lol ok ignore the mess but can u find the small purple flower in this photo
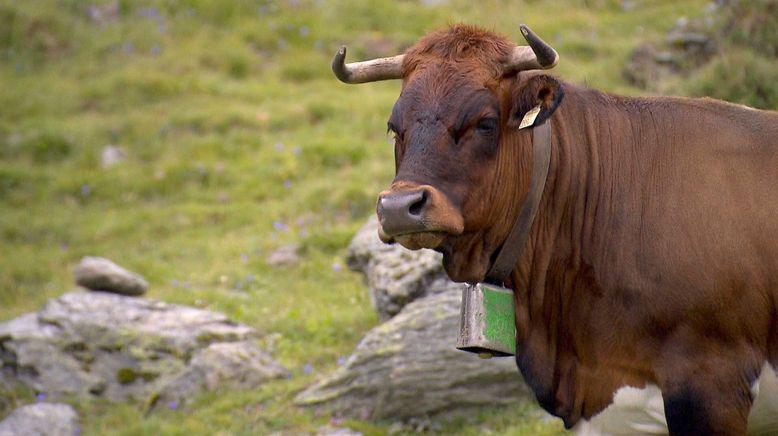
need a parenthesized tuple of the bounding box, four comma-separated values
(332, 262, 342, 273)
(182, 281, 190, 289)
(274, 142, 285, 151)
(273, 221, 289, 232)
(151, 45, 162, 56)
(37, 393, 46, 402)
(234, 281, 244, 290)
(240, 253, 249, 263)
(80, 184, 91, 196)
(300, 229, 309, 237)
(246, 274, 256, 283)
(15, 62, 23, 72)
(167, 400, 179, 410)
(313, 40, 323, 50)
(123, 42, 135, 53)
(293, 145, 302, 155)
(283, 179, 292, 189)
(172, 279, 180, 287)
(299, 26, 310, 37)
(337, 356, 347, 365)
(303, 363, 313, 374)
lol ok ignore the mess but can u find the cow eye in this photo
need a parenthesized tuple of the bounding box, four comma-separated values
(475, 118, 498, 134)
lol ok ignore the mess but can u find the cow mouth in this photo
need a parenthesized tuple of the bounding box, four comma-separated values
(375, 183, 465, 250)
(378, 224, 492, 283)
(379, 229, 448, 250)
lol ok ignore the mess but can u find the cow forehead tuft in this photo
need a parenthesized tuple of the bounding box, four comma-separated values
(403, 24, 515, 78)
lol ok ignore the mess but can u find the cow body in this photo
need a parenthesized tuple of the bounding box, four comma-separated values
(574, 364, 778, 435)
(336, 24, 778, 434)
(508, 83, 778, 433)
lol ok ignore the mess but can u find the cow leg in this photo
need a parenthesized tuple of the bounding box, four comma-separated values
(658, 363, 755, 436)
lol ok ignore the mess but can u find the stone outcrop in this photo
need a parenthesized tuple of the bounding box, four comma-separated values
(623, 5, 724, 91)
(154, 340, 288, 409)
(0, 403, 79, 436)
(0, 292, 287, 410)
(296, 216, 537, 420)
(346, 217, 458, 320)
(294, 290, 532, 420)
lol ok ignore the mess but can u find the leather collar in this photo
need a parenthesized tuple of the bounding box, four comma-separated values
(484, 119, 552, 285)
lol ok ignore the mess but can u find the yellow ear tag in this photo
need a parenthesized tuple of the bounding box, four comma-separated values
(519, 105, 541, 129)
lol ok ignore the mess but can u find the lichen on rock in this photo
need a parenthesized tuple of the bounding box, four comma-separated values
(0, 292, 287, 409)
(346, 217, 459, 320)
(294, 291, 531, 420)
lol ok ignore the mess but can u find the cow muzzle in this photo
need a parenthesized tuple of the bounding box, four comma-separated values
(376, 183, 464, 250)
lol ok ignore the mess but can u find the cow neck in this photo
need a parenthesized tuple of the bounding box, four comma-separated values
(484, 119, 552, 285)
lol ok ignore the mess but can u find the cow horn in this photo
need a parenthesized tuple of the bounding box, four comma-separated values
(504, 24, 559, 72)
(332, 46, 405, 84)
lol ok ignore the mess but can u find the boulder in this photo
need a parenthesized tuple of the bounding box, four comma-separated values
(0, 292, 287, 409)
(294, 290, 532, 420)
(73, 256, 148, 296)
(347, 217, 457, 320)
(623, 11, 718, 91)
(622, 44, 680, 91)
(0, 403, 79, 436)
(154, 340, 287, 410)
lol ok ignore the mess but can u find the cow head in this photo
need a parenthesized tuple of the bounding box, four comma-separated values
(334, 25, 563, 283)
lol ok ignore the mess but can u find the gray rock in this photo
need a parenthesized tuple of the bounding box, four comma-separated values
(0, 292, 287, 409)
(666, 30, 716, 61)
(420, 0, 448, 6)
(347, 217, 457, 320)
(294, 290, 532, 420)
(87, 1, 120, 26)
(316, 425, 363, 436)
(100, 145, 127, 168)
(0, 403, 79, 436)
(624, 8, 717, 91)
(266, 243, 301, 267)
(623, 44, 680, 90)
(73, 256, 148, 296)
(155, 341, 287, 409)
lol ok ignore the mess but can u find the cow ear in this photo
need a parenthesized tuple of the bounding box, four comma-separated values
(509, 74, 564, 129)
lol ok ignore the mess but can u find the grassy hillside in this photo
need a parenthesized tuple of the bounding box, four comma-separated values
(1, 0, 713, 434)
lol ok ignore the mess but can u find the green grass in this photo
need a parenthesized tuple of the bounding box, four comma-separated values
(0, 0, 715, 434)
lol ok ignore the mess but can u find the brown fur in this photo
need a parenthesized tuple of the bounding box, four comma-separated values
(376, 25, 778, 434)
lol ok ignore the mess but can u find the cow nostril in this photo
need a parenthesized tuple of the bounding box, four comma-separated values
(408, 190, 428, 217)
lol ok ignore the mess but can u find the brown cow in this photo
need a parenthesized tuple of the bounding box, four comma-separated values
(333, 24, 778, 435)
